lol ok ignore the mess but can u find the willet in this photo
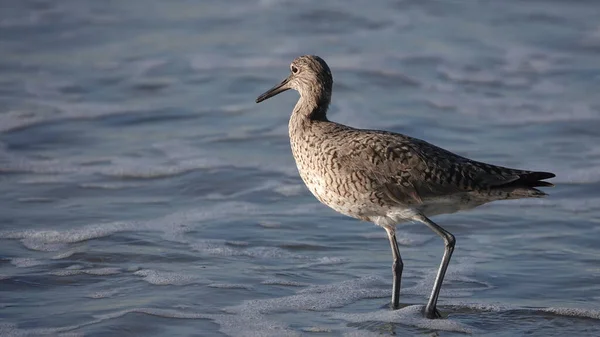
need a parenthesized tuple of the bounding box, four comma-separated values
(255, 55, 555, 319)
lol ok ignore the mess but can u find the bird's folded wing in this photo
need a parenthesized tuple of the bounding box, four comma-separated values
(336, 133, 524, 205)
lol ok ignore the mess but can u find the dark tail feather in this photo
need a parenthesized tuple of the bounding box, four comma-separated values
(506, 171, 556, 188)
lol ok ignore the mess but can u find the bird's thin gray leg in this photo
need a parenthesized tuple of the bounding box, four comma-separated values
(414, 214, 455, 319)
(383, 226, 403, 310)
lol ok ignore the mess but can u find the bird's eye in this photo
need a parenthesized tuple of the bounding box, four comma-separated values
(291, 65, 298, 74)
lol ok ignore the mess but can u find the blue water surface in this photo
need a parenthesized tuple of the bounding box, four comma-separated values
(1, 0, 600, 336)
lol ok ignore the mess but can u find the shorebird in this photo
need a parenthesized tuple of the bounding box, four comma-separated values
(255, 55, 555, 319)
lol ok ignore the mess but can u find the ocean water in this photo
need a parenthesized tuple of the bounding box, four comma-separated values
(1, 0, 600, 336)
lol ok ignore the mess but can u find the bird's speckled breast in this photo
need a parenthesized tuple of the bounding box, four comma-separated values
(288, 117, 383, 221)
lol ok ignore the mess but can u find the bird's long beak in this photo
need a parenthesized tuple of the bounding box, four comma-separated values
(256, 76, 291, 103)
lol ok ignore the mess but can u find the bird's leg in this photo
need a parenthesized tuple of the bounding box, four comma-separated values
(414, 214, 455, 319)
(384, 226, 403, 310)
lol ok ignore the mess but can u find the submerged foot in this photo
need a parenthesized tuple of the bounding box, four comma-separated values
(423, 306, 443, 319)
(383, 302, 400, 310)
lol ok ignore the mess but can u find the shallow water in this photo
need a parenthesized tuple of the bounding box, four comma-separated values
(1, 0, 600, 336)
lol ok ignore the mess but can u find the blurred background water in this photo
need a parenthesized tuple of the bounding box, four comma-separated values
(1, 0, 600, 336)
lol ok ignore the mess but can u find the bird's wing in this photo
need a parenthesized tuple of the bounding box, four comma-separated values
(397, 137, 523, 199)
(335, 130, 525, 205)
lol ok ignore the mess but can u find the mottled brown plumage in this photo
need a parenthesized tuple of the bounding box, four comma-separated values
(256, 55, 555, 319)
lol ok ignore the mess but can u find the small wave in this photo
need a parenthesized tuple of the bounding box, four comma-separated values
(0, 100, 153, 133)
(273, 184, 306, 196)
(22, 240, 68, 252)
(260, 279, 310, 287)
(299, 256, 349, 267)
(0, 322, 85, 337)
(207, 283, 253, 290)
(16, 197, 56, 203)
(133, 269, 204, 286)
(331, 305, 475, 334)
(78, 182, 142, 190)
(50, 267, 122, 276)
(541, 307, 600, 320)
(296, 276, 386, 296)
(258, 221, 282, 228)
(51, 249, 81, 260)
(10, 257, 45, 268)
(94, 307, 209, 321)
(86, 289, 120, 299)
(190, 240, 305, 260)
(206, 276, 388, 337)
(0, 221, 136, 251)
(0, 203, 265, 252)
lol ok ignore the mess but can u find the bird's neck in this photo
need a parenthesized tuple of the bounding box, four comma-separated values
(292, 89, 330, 122)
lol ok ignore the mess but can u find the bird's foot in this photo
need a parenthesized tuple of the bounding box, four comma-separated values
(386, 302, 400, 310)
(380, 301, 405, 310)
(423, 306, 443, 319)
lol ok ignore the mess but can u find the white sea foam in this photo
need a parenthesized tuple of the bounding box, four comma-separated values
(0, 322, 85, 337)
(331, 305, 475, 334)
(0, 221, 135, 251)
(51, 249, 80, 260)
(85, 268, 122, 276)
(295, 276, 386, 296)
(204, 276, 388, 337)
(450, 301, 514, 313)
(541, 307, 600, 320)
(3, 280, 596, 337)
(50, 268, 122, 276)
(22, 239, 68, 252)
(10, 258, 45, 268)
(190, 239, 304, 260)
(133, 269, 204, 286)
(202, 273, 486, 335)
(302, 326, 331, 333)
(342, 331, 384, 337)
(66, 264, 84, 270)
(0, 202, 272, 252)
(207, 283, 253, 290)
(299, 256, 349, 268)
(260, 279, 310, 287)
